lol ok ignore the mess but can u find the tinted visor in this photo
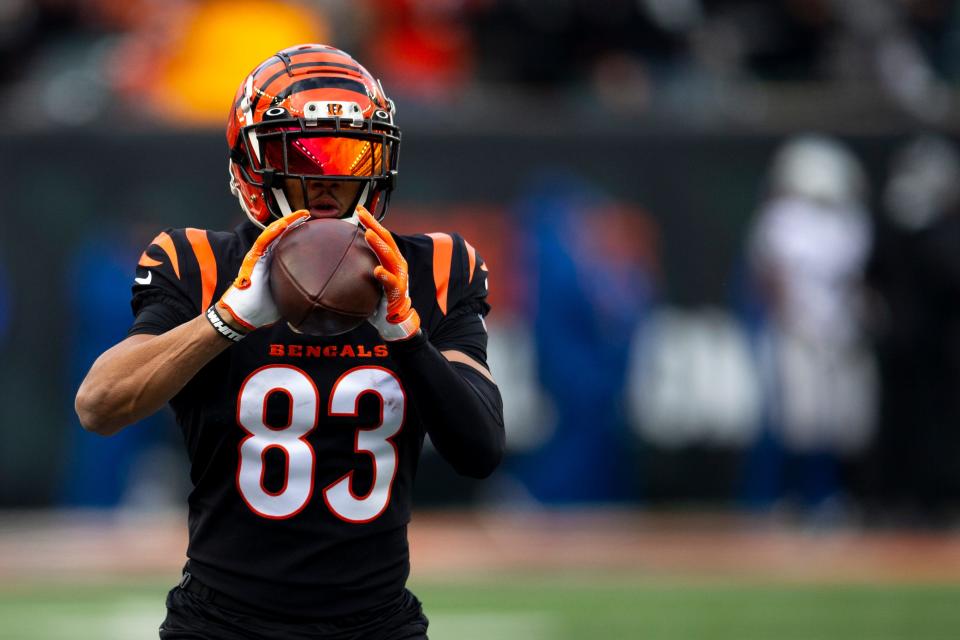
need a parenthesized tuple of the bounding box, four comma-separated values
(257, 131, 386, 177)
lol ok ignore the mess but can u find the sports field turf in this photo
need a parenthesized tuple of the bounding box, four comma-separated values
(2, 576, 958, 640)
(4, 511, 960, 639)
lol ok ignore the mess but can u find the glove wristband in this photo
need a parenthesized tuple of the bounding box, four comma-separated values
(384, 328, 427, 354)
(206, 305, 247, 343)
(380, 311, 421, 342)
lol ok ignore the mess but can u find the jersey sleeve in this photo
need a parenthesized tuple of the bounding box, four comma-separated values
(422, 232, 491, 365)
(128, 228, 224, 336)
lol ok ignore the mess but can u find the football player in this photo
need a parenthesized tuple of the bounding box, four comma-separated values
(75, 44, 504, 639)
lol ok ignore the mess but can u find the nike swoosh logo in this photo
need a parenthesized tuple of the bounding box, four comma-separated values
(134, 271, 152, 285)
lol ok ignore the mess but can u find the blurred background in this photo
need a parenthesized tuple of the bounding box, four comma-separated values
(3, 0, 960, 638)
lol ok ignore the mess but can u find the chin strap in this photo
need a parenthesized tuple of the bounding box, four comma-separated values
(342, 182, 372, 226)
(272, 187, 294, 217)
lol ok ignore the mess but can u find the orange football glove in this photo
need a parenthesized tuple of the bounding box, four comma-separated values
(208, 210, 310, 341)
(358, 206, 421, 341)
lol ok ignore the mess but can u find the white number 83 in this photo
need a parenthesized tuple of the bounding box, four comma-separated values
(236, 365, 405, 522)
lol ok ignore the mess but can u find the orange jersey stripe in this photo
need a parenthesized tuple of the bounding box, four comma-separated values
(140, 231, 180, 279)
(427, 233, 453, 315)
(186, 228, 218, 311)
(464, 240, 477, 284)
(138, 254, 162, 268)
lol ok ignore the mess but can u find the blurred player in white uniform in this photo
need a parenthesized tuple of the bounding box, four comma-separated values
(747, 135, 876, 514)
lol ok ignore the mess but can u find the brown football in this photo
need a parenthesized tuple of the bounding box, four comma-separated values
(269, 218, 382, 336)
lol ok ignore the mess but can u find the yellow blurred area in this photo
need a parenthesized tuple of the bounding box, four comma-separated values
(128, 0, 329, 125)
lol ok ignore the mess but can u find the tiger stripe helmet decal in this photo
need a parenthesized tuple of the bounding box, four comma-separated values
(226, 44, 400, 228)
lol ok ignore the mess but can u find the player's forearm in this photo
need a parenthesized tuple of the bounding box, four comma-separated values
(75, 315, 231, 435)
(389, 332, 505, 478)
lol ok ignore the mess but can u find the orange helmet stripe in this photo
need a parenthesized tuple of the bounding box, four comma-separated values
(234, 57, 364, 114)
(278, 52, 360, 71)
(244, 71, 370, 116)
(239, 46, 371, 114)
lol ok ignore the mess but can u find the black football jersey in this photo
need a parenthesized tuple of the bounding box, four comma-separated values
(129, 220, 490, 618)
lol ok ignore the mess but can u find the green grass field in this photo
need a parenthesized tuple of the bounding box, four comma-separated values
(3, 575, 959, 640)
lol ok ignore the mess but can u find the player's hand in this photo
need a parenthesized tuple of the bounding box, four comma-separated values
(358, 206, 421, 342)
(209, 210, 311, 340)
